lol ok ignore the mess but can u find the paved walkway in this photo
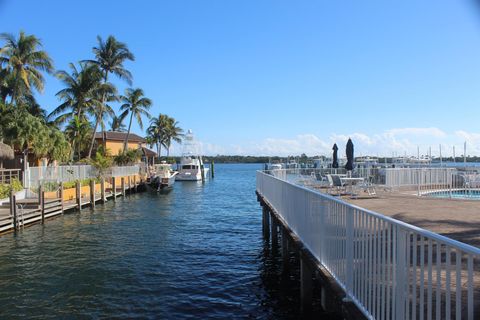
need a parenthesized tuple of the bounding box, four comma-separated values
(341, 190, 480, 248)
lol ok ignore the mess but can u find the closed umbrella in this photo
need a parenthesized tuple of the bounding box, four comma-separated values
(345, 138, 354, 171)
(0, 142, 14, 169)
(332, 144, 339, 168)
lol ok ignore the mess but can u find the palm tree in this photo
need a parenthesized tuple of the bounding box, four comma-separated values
(0, 31, 54, 104)
(109, 115, 127, 132)
(49, 62, 104, 125)
(64, 115, 93, 160)
(163, 117, 183, 156)
(119, 88, 151, 152)
(147, 114, 168, 159)
(87, 35, 134, 149)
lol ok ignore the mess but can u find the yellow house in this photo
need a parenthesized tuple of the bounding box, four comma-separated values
(94, 132, 157, 163)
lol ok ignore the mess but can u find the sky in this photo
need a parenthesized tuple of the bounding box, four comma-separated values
(2, 0, 480, 157)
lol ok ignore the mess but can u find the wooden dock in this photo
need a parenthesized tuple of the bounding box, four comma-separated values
(0, 177, 145, 235)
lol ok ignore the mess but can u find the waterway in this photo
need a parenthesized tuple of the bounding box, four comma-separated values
(0, 164, 326, 319)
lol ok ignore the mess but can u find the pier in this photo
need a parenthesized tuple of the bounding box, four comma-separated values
(256, 170, 480, 319)
(0, 171, 144, 235)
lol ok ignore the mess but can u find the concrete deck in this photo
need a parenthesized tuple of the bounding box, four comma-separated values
(338, 189, 480, 249)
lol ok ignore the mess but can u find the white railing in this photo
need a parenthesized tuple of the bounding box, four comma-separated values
(257, 170, 479, 319)
(385, 168, 455, 189)
(111, 165, 139, 177)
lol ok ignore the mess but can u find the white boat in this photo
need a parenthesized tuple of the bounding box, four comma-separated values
(176, 130, 209, 181)
(149, 163, 178, 190)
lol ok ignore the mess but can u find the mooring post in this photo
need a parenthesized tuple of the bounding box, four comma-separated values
(41, 190, 45, 224)
(60, 182, 64, 214)
(9, 191, 16, 231)
(133, 175, 137, 192)
(262, 206, 270, 241)
(101, 178, 106, 203)
(128, 176, 132, 194)
(282, 226, 290, 271)
(121, 177, 126, 197)
(76, 180, 81, 211)
(300, 253, 313, 313)
(90, 179, 95, 208)
(112, 177, 117, 201)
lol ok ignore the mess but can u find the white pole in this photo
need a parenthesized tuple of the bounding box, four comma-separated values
(464, 141, 467, 165)
(453, 146, 456, 163)
(417, 146, 420, 160)
(439, 144, 442, 166)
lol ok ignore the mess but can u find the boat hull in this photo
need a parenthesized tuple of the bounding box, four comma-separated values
(176, 168, 210, 181)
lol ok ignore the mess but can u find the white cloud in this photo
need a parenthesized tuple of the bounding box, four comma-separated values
(166, 127, 480, 157)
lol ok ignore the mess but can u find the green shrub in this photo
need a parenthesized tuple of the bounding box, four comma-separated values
(0, 178, 23, 199)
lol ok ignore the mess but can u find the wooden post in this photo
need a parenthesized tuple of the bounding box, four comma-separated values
(41, 190, 45, 224)
(134, 175, 138, 192)
(300, 254, 313, 313)
(76, 180, 81, 211)
(121, 177, 125, 197)
(112, 177, 116, 201)
(90, 179, 95, 208)
(101, 178, 106, 203)
(9, 191, 16, 231)
(60, 182, 64, 214)
(128, 176, 131, 194)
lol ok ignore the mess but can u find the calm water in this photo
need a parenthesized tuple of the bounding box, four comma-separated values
(0, 164, 324, 319)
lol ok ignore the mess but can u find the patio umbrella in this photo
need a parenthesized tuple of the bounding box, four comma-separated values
(345, 138, 354, 171)
(332, 143, 339, 168)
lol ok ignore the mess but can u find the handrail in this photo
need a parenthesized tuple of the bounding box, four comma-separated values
(257, 170, 479, 319)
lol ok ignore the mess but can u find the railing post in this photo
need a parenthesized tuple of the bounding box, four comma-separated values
(395, 227, 406, 319)
(346, 206, 354, 296)
(90, 179, 95, 208)
(101, 178, 106, 203)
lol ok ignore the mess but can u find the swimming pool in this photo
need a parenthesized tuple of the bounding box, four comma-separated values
(424, 189, 480, 200)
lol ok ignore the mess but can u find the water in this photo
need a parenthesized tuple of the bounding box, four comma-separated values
(426, 189, 480, 200)
(0, 164, 325, 319)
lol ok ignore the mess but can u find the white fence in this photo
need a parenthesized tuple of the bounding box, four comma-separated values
(26, 165, 96, 188)
(257, 170, 479, 319)
(111, 165, 140, 177)
(26, 165, 140, 187)
(385, 168, 455, 189)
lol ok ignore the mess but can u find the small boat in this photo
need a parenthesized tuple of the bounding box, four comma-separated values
(149, 163, 178, 191)
(176, 130, 209, 181)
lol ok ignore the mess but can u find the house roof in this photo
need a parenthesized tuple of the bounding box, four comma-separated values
(94, 131, 146, 143)
(141, 147, 157, 157)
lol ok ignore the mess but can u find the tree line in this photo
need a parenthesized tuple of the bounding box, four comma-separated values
(0, 31, 183, 166)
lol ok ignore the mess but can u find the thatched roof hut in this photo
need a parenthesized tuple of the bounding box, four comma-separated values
(0, 142, 14, 160)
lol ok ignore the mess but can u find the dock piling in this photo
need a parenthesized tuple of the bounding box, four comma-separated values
(101, 178, 106, 203)
(60, 182, 64, 214)
(121, 177, 125, 196)
(90, 179, 95, 208)
(271, 215, 278, 250)
(112, 177, 117, 201)
(282, 226, 290, 271)
(76, 181, 81, 211)
(9, 191, 16, 231)
(300, 253, 313, 313)
(41, 190, 45, 224)
(262, 206, 270, 240)
(134, 176, 137, 192)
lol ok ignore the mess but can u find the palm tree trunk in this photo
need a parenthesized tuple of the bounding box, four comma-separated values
(87, 114, 101, 158)
(101, 73, 108, 147)
(123, 113, 133, 153)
